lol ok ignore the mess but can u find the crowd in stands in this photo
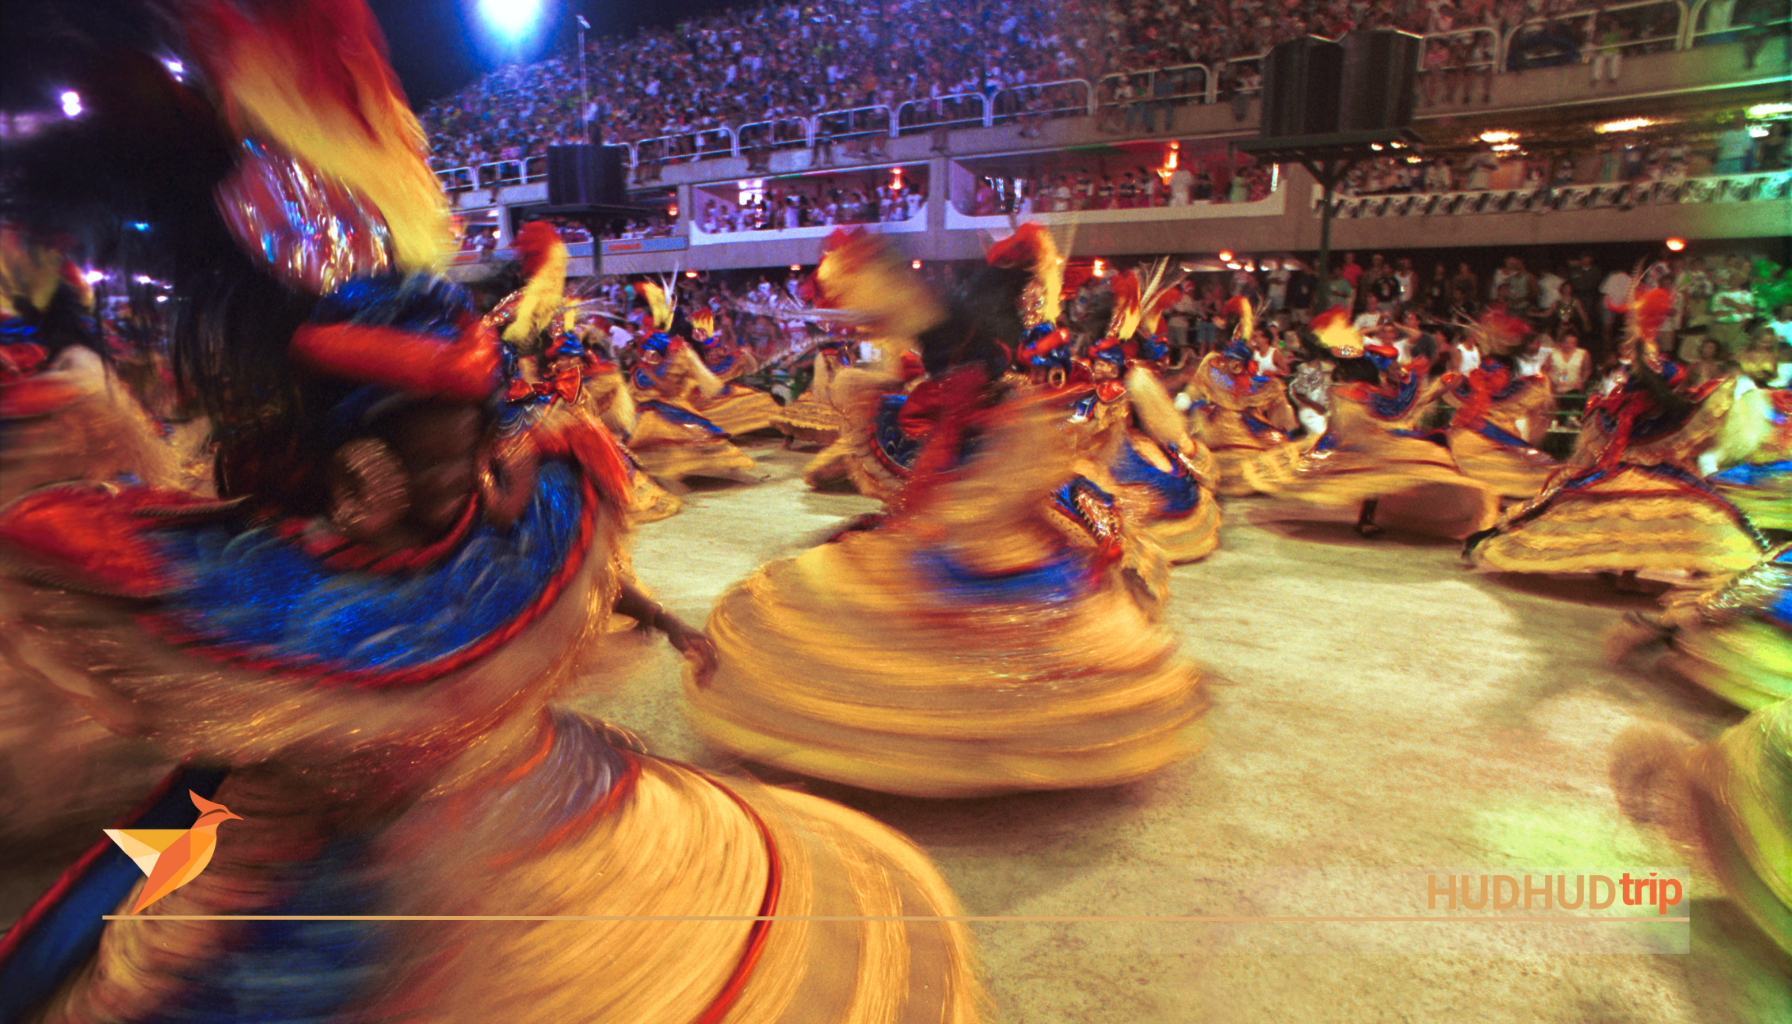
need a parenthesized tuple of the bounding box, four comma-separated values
(420, 0, 1683, 174)
(1338, 123, 1792, 197)
(698, 174, 925, 232)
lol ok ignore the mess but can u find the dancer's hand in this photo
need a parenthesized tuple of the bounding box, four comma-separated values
(666, 623, 718, 687)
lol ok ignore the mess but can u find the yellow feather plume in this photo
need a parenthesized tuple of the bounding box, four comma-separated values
(634, 281, 672, 333)
(688, 309, 715, 341)
(499, 222, 569, 347)
(0, 229, 67, 319)
(186, 0, 451, 273)
(814, 231, 943, 342)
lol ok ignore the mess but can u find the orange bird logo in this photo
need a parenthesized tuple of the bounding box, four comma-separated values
(103, 791, 242, 914)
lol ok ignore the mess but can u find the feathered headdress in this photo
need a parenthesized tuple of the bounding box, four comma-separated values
(1459, 308, 1532, 359)
(634, 281, 673, 333)
(985, 222, 1064, 331)
(1309, 306, 1364, 360)
(488, 221, 568, 348)
(1104, 271, 1143, 342)
(0, 229, 76, 321)
(1622, 287, 1673, 367)
(1136, 260, 1184, 342)
(812, 229, 942, 342)
(184, 0, 451, 273)
(687, 309, 716, 342)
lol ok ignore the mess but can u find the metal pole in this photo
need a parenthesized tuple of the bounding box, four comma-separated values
(1315, 161, 1334, 313)
(576, 14, 590, 145)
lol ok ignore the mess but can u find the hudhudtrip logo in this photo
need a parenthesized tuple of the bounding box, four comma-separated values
(1428, 872, 1685, 915)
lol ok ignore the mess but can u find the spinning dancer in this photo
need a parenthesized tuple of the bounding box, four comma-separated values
(1086, 264, 1222, 564)
(0, 6, 979, 1022)
(1243, 310, 1501, 539)
(689, 236, 1207, 798)
(622, 282, 760, 486)
(1442, 310, 1560, 501)
(1181, 298, 1297, 496)
(687, 307, 782, 437)
(1467, 285, 1770, 579)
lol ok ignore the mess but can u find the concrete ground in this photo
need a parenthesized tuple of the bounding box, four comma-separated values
(577, 439, 1790, 1024)
(3, 437, 1784, 1021)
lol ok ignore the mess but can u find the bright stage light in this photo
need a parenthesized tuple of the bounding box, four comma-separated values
(1597, 118, 1652, 134)
(60, 91, 82, 117)
(1665, 238, 1686, 252)
(477, 0, 547, 44)
(911, 259, 922, 269)
(685, 270, 698, 279)
(1478, 130, 1516, 144)
(1748, 103, 1792, 118)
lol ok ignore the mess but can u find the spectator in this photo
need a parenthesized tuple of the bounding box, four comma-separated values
(1546, 331, 1591, 393)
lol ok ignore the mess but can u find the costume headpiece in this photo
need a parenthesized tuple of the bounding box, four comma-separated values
(1459, 308, 1532, 359)
(984, 223, 1063, 331)
(812, 229, 942, 342)
(482, 221, 568, 349)
(1309, 306, 1364, 360)
(634, 281, 673, 334)
(1622, 285, 1673, 367)
(1222, 295, 1256, 363)
(687, 309, 716, 342)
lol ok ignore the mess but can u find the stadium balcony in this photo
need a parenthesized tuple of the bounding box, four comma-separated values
(440, 32, 1789, 280)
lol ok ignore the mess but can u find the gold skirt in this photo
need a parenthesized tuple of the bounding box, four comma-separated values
(688, 526, 1207, 798)
(1448, 429, 1558, 502)
(1655, 548, 1792, 711)
(1717, 473, 1790, 531)
(1110, 438, 1222, 565)
(771, 394, 847, 448)
(1688, 699, 1792, 957)
(1241, 435, 1501, 539)
(697, 385, 783, 437)
(628, 408, 758, 484)
(1469, 466, 1766, 576)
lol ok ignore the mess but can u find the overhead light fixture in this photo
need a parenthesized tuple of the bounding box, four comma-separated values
(1491, 142, 1521, 153)
(1597, 118, 1653, 133)
(911, 259, 922, 269)
(1217, 250, 1234, 262)
(684, 270, 698, 278)
(1748, 102, 1792, 118)
(60, 90, 82, 118)
(789, 264, 801, 272)
(1478, 130, 1517, 144)
(1092, 259, 1106, 277)
(1750, 125, 1770, 138)
(82, 269, 105, 284)
(1665, 238, 1686, 251)
(1370, 143, 1383, 151)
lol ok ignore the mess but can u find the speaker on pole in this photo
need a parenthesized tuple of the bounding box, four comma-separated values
(546, 144, 629, 207)
(1260, 36, 1343, 138)
(1338, 29, 1421, 132)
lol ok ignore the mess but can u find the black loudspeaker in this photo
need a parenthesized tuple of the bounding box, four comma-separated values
(547, 144, 628, 206)
(1338, 29, 1421, 132)
(1261, 36, 1343, 138)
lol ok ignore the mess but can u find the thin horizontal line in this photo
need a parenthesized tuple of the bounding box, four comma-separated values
(101, 915, 1693, 923)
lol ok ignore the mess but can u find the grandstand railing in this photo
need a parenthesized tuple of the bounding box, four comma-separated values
(734, 117, 814, 159)
(1316, 169, 1791, 218)
(893, 93, 991, 135)
(1683, 0, 1792, 47)
(1221, 54, 1265, 96)
(805, 104, 892, 145)
(1503, 0, 1687, 70)
(1417, 27, 1502, 75)
(1096, 65, 1214, 109)
(995, 79, 1098, 120)
(635, 128, 735, 166)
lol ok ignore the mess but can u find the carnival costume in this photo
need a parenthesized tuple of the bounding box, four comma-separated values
(1242, 310, 1501, 539)
(623, 284, 760, 486)
(688, 310, 782, 437)
(0, 230, 175, 857)
(484, 224, 681, 524)
(1466, 288, 1769, 577)
(688, 232, 1207, 798)
(1710, 388, 1791, 532)
(0, 6, 979, 1022)
(1441, 311, 1560, 501)
(771, 334, 855, 449)
(1081, 266, 1221, 564)
(1181, 299, 1296, 497)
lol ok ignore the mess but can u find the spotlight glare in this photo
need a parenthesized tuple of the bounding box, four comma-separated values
(82, 269, 105, 284)
(1478, 130, 1517, 144)
(1665, 238, 1686, 252)
(790, 264, 801, 272)
(1596, 118, 1652, 134)
(911, 259, 922, 269)
(476, 0, 547, 46)
(60, 91, 82, 118)
(1748, 103, 1792, 118)
(1217, 250, 1234, 262)
(685, 270, 699, 279)
(163, 58, 185, 80)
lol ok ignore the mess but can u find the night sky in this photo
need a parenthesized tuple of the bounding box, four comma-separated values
(0, 0, 755, 112)
(369, 0, 754, 106)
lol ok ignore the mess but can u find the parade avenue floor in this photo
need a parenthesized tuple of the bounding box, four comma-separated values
(4, 438, 1786, 1023)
